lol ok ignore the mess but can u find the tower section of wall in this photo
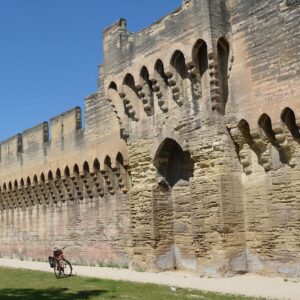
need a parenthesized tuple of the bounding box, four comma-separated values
(103, 0, 246, 275)
(228, 0, 300, 275)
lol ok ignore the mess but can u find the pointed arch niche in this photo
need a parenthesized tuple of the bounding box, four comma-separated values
(150, 138, 195, 271)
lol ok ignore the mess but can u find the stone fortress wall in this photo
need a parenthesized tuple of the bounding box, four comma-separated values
(0, 0, 299, 276)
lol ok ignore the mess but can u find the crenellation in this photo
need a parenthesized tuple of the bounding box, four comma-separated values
(22, 122, 49, 153)
(50, 106, 82, 142)
(0, 134, 22, 163)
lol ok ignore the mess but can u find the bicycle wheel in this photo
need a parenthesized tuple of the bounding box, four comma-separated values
(61, 259, 73, 277)
(53, 258, 63, 279)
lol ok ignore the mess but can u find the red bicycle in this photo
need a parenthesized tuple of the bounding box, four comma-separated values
(48, 246, 73, 278)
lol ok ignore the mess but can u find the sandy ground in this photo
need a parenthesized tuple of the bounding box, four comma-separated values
(0, 258, 299, 300)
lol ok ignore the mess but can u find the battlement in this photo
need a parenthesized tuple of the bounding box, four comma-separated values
(0, 107, 82, 163)
(101, 0, 216, 80)
(50, 106, 82, 142)
(102, 1, 187, 44)
(22, 122, 49, 152)
(0, 134, 22, 162)
(103, 18, 127, 36)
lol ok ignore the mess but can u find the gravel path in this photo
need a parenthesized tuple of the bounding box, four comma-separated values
(0, 258, 299, 300)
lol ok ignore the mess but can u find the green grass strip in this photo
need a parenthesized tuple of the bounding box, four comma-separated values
(0, 267, 267, 300)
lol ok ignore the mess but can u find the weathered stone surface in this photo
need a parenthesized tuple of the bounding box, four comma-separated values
(0, 0, 299, 277)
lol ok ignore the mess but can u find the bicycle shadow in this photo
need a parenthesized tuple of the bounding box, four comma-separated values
(0, 288, 108, 300)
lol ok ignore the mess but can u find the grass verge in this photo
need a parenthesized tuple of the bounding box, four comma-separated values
(0, 267, 266, 300)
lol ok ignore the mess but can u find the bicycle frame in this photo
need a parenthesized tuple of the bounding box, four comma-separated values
(50, 246, 72, 278)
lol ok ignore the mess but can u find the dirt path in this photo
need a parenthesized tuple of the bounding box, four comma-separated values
(0, 258, 299, 300)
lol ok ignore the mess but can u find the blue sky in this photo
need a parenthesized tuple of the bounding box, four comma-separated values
(0, 0, 181, 142)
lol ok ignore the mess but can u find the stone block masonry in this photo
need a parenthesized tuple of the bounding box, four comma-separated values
(0, 0, 299, 276)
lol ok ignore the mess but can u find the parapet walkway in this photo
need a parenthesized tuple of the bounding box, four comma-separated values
(0, 258, 299, 300)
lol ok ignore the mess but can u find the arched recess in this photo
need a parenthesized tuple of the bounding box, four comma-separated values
(93, 158, 104, 197)
(55, 168, 67, 202)
(153, 59, 169, 112)
(20, 178, 27, 207)
(281, 107, 300, 140)
(104, 155, 112, 169)
(93, 159, 100, 173)
(82, 161, 94, 199)
(1, 182, 9, 203)
(33, 175, 38, 184)
(116, 152, 123, 165)
(39, 173, 49, 204)
(115, 152, 131, 193)
(2, 183, 10, 209)
(103, 156, 115, 194)
(62, 166, 75, 201)
(73, 164, 80, 176)
(0, 187, 3, 210)
(39, 173, 47, 202)
(25, 177, 33, 206)
(122, 73, 142, 121)
(108, 81, 129, 139)
(237, 119, 252, 142)
(139, 66, 154, 115)
(235, 119, 255, 155)
(259, 113, 288, 165)
(20, 178, 25, 187)
(48, 171, 53, 181)
(154, 138, 194, 187)
(237, 119, 261, 154)
(56, 169, 61, 179)
(64, 166, 70, 177)
(72, 164, 84, 200)
(32, 174, 42, 205)
(47, 170, 58, 203)
(258, 114, 276, 142)
(150, 138, 195, 270)
(192, 39, 208, 79)
(12, 180, 19, 207)
(83, 161, 90, 174)
(217, 37, 230, 114)
(170, 50, 188, 80)
(169, 50, 188, 105)
(40, 173, 45, 183)
(108, 81, 117, 90)
(7, 181, 15, 208)
(155, 59, 169, 85)
(7, 181, 14, 208)
(191, 39, 208, 114)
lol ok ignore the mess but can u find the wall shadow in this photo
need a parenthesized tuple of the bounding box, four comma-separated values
(0, 288, 108, 300)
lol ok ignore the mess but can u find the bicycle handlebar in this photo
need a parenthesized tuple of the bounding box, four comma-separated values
(54, 245, 67, 251)
(54, 243, 81, 251)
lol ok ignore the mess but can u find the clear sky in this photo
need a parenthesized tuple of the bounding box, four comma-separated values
(0, 0, 181, 142)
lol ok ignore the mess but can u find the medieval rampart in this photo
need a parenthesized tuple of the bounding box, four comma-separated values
(0, 0, 299, 276)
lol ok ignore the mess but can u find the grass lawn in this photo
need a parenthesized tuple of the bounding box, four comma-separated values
(0, 267, 266, 300)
